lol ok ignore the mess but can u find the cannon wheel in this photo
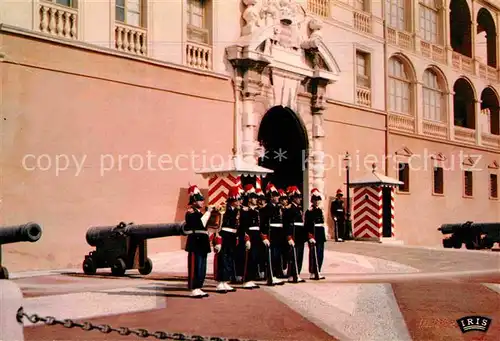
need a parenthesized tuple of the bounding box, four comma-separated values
(82, 257, 96, 275)
(452, 237, 462, 249)
(139, 258, 153, 275)
(111, 258, 127, 276)
(465, 241, 476, 250)
(0, 266, 9, 280)
(480, 237, 495, 249)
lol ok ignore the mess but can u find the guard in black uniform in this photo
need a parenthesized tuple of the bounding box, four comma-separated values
(256, 186, 267, 280)
(305, 188, 326, 280)
(238, 184, 261, 289)
(261, 183, 286, 284)
(184, 185, 211, 298)
(284, 185, 306, 283)
(330, 189, 346, 241)
(216, 187, 241, 293)
(278, 189, 290, 275)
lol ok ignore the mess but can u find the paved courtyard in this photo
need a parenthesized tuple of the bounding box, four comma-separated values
(7, 241, 500, 341)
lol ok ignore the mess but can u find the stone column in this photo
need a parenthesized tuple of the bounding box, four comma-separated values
(230, 58, 270, 164)
(448, 90, 455, 140)
(475, 99, 482, 145)
(416, 81, 423, 134)
(309, 77, 329, 196)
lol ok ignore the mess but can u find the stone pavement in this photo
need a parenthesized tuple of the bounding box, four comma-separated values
(8, 242, 500, 341)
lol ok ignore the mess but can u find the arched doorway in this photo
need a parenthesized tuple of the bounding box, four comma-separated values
(481, 87, 500, 135)
(257, 106, 309, 195)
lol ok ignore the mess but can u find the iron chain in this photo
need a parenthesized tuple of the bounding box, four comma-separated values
(17, 307, 257, 341)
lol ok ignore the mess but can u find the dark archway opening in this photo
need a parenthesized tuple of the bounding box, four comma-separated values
(453, 78, 476, 129)
(450, 0, 472, 57)
(477, 8, 497, 68)
(481, 87, 500, 135)
(257, 106, 308, 195)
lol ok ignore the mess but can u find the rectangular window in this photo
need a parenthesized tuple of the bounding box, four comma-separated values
(356, 51, 370, 88)
(187, 0, 209, 44)
(433, 167, 444, 194)
(490, 174, 498, 199)
(419, 4, 438, 43)
(354, 0, 367, 11)
(398, 162, 410, 192)
(116, 0, 141, 27)
(385, 0, 407, 31)
(464, 171, 473, 197)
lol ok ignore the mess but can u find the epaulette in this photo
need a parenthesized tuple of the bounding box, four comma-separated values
(308, 207, 314, 211)
(187, 207, 195, 213)
(242, 207, 249, 211)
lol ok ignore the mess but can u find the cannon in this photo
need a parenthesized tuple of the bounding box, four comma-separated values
(83, 221, 186, 276)
(438, 221, 500, 250)
(0, 222, 43, 279)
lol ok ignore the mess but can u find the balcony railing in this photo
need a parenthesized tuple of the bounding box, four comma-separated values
(38, 1, 78, 39)
(481, 133, 500, 149)
(353, 11, 371, 34)
(478, 63, 498, 83)
(451, 52, 474, 74)
(454, 126, 475, 144)
(307, 0, 330, 17)
(185, 41, 212, 71)
(115, 22, 147, 56)
(356, 86, 371, 106)
(423, 120, 448, 139)
(387, 28, 413, 50)
(388, 113, 415, 133)
(420, 41, 445, 64)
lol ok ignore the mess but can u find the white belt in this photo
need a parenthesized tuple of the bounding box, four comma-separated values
(249, 226, 260, 231)
(184, 230, 208, 235)
(270, 223, 283, 227)
(314, 224, 324, 227)
(222, 227, 237, 233)
(294, 222, 304, 226)
(336, 209, 344, 212)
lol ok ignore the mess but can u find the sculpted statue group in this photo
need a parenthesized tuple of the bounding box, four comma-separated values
(184, 183, 328, 298)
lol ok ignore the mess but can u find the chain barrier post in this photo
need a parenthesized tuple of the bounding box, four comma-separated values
(0, 280, 24, 341)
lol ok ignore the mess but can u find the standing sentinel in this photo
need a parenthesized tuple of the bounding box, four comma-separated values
(184, 185, 212, 298)
(330, 189, 346, 242)
(305, 188, 326, 280)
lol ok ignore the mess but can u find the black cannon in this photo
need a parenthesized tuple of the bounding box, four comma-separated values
(83, 221, 186, 276)
(0, 222, 43, 279)
(438, 221, 500, 250)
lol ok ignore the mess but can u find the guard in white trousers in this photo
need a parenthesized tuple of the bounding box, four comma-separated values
(304, 188, 326, 280)
(184, 185, 212, 298)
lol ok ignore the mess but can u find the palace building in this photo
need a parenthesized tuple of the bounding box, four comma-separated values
(0, 0, 499, 271)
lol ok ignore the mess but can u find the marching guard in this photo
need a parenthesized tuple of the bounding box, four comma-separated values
(284, 186, 306, 283)
(237, 184, 262, 289)
(305, 188, 326, 280)
(330, 189, 346, 242)
(256, 186, 267, 279)
(184, 185, 211, 298)
(261, 183, 286, 285)
(215, 187, 241, 293)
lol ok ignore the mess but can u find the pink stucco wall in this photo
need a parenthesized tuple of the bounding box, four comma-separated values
(0, 32, 234, 272)
(388, 134, 500, 246)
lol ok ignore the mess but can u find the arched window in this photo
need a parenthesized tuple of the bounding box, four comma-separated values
(388, 57, 412, 114)
(423, 69, 445, 122)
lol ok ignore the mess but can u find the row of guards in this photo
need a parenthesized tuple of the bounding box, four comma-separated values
(196, 156, 402, 244)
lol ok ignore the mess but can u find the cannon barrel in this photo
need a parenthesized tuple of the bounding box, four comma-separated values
(0, 222, 42, 245)
(86, 222, 185, 247)
(438, 221, 500, 234)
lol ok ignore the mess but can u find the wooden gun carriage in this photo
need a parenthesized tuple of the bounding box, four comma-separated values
(438, 221, 500, 250)
(83, 221, 186, 276)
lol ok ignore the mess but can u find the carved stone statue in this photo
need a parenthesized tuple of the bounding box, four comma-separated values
(301, 18, 323, 50)
(261, 0, 280, 26)
(242, 0, 261, 36)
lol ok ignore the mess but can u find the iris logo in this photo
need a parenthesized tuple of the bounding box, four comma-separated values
(456, 316, 492, 333)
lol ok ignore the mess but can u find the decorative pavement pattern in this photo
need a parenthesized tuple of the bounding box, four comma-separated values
(9, 242, 500, 341)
